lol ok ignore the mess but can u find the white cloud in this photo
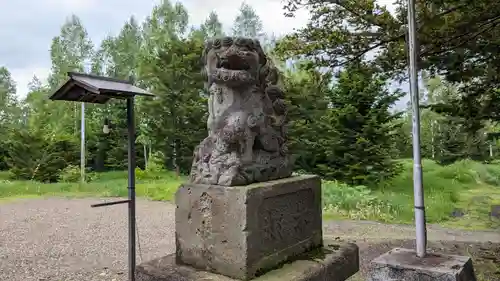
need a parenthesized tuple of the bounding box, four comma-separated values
(45, 0, 98, 11)
(10, 67, 51, 100)
(377, 0, 398, 13)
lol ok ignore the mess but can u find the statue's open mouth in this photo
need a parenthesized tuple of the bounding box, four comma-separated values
(216, 57, 250, 71)
(212, 57, 255, 84)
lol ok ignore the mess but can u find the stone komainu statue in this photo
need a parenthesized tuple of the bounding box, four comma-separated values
(189, 36, 293, 186)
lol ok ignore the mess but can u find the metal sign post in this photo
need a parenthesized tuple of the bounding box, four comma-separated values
(91, 97, 137, 280)
(406, 0, 427, 257)
(50, 72, 153, 281)
(126, 97, 137, 280)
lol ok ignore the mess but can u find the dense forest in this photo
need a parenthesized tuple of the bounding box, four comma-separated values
(0, 0, 499, 186)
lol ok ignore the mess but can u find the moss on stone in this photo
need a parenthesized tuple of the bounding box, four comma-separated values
(254, 244, 341, 278)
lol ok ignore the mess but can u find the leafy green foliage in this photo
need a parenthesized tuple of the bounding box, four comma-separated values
(279, 0, 500, 80)
(0, 145, 8, 171)
(392, 74, 491, 164)
(0, 67, 18, 170)
(135, 151, 167, 180)
(323, 181, 397, 222)
(5, 130, 79, 182)
(278, 0, 500, 130)
(319, 62, 403, 184)
(0, 67, 19, 122)
(280, 60, 404, 185)
(434, 118, 489, 164)
(282, 63, 331, 172)
(89, 17, 145, 170)
(2, 0, 499, 211)
(48, 15, 94, 88)
(202, 11, 224, 38)
(139, 34, 206, 174)
(232, 1, 264, 37)
(322, 159, 500, 229)
(0, 170, 182, 202)
(59, 165, 82, 183)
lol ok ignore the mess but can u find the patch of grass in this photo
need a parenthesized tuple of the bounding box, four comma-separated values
(323, 159, 500, 230)
(0, 171, 10, 180)
(2, 159, 500, 230)
(322, 181, 397, 222)
(0, 169, 183, 202)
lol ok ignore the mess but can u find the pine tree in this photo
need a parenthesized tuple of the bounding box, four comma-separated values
(89, 16, 145, 170)
(5, 130, 79, 182)
(318, 62, 404, 185)
(0, 67, 18, 170)
(282, 62, 331, 172)
(140, 35, 207, 173)
(232, 2, 263, 38)
(203, 11, 224, 37)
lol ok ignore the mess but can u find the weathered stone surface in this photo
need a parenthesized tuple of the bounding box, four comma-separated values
(175, 175, 323, 280)
(189, 36, 293, 186)
(136, 242, 359, 281)
(367, 248, 477, 281)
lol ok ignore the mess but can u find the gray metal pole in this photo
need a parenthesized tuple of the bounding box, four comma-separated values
(81, 102, 85, 183)
(127, 97, 137, 281)
(406, 0, 427, 257)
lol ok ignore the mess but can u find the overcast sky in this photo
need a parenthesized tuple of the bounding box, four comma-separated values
(1, 0, 405, 106)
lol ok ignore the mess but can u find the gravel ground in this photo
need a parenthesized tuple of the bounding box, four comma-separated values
(0, 198, 175, 281)
(1, 197, 499, 281)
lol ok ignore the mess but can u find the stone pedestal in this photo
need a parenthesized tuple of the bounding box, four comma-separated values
(137, 175, 359, 281)
(367, 248, 477, 281)
(175, 175, 323, 280)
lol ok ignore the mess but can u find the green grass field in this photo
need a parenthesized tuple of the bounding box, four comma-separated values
(1, 159, 499, 230)
(323, 159, 500, 229)
(0, 169, 182, 202)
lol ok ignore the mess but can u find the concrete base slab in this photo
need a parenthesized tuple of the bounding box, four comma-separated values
(367, 248, 477, 281)
(136, 242, 359, 281)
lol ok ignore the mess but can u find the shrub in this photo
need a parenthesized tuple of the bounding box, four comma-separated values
(145, 151, 165, 173)
(5, 130, 79, 182)
(0, 140, 8, 170)
(322, 180, 397, 222)
(136, 151, 172, 180)
(59, 165, 98, 183)
(59, 165, 81, 182)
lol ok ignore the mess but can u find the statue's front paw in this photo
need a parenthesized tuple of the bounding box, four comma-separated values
(218, 166, 247, 186)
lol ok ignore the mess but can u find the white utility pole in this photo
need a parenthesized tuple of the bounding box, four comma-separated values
(407, 0, 427, 258)
(81, 102, 85, 183)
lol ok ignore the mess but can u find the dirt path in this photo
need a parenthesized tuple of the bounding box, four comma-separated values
(324, 219, 500, 243)
(1, 197, 499, 281)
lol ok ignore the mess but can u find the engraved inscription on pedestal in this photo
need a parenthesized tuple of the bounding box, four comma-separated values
(196, 192, 214, 264)
(248, 185, 322, 273)
(259, 189, 316, 253)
